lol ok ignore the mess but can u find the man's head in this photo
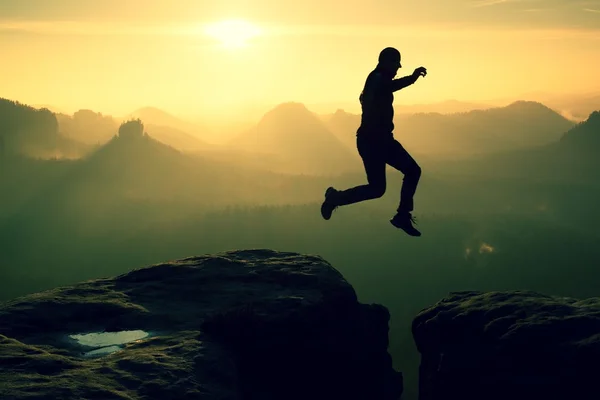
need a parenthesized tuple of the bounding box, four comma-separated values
(377, 47, 401, 76)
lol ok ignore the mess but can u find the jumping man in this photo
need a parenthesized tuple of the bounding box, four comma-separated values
(320, 47, 427, 236)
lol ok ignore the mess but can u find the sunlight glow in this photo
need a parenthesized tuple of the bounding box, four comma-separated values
(203, 19, 262, 48)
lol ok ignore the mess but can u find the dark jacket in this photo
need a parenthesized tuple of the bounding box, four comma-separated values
(357, 68, 418, 138)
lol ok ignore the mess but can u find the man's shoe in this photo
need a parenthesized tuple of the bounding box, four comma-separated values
(321, 187, 339, 220)
(390, 212, 421, 236)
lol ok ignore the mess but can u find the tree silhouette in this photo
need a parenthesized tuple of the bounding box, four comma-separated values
(0, 98, 59, 154)
(118, 119, 146, 140)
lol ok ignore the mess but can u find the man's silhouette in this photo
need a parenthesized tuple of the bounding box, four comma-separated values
(321, 47, 427, 236)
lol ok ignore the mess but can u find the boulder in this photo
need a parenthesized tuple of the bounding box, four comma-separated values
(413, 290, 600, 400)
(0, 249, 402, 400)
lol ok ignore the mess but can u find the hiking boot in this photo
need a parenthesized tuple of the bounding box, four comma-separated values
(321, 187, 339, 220)
(390, 212, 421, 236)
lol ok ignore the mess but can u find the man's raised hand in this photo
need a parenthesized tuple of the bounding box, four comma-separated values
(413, 67, 427, 78)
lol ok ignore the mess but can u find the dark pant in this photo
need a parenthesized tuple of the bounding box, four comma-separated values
(336, 134, 421, 213)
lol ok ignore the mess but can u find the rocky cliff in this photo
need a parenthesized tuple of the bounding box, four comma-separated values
(0, 249, 403, 400)
(413, 290, 600, 400)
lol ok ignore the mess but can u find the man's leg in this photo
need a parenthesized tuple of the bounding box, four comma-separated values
(386, 140, 421, 213)
(321, 139, 386, 220)
(386, 140, 422, 235)
(335, 154, 386, 206)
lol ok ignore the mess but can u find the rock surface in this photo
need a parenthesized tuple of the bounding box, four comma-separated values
(0, 249, 403, 400)
(413, 290, 600, 400)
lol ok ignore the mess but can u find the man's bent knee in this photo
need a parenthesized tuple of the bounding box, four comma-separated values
(414, 164, 422, 178)
(408, 164, 421, 180)
(369, 184, 386, 199)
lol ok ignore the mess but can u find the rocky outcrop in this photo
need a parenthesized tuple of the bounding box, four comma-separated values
(412, 290, 600, 400)
(0, 249, 402, 400)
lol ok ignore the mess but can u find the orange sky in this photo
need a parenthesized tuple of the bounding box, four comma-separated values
(1, 0, 599, 119)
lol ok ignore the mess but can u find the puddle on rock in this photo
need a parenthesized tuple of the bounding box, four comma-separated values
(68, 330, 150, 357)
(85, 345, 123, 357)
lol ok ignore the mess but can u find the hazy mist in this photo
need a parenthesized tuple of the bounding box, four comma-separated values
(2, 2, 600, 398)
(2, 91, 600, 398)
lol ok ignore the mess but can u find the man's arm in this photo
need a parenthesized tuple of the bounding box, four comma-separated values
(391, 67, 427, 92)
(391, 75, 418, 92)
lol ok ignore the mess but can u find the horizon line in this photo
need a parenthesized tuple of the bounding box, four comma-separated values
(7, 93, 596, 120)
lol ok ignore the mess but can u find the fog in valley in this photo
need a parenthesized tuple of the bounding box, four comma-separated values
(2, 3, 600, 396)
(2, 92, 599, 398)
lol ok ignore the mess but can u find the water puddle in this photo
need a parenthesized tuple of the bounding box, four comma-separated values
(68, 330, 150, 357)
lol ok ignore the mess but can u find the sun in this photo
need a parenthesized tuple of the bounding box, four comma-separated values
(203, 19, 262, 49)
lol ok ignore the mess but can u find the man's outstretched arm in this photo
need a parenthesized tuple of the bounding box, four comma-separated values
(391, 75, 418, 92)
(391, 67, 427, 92)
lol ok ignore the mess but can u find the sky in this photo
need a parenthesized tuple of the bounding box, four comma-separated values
(1, 0, 599, 119)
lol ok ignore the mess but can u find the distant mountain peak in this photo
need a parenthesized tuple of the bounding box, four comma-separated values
(267, 102, 310, 115)
(231, 101, 355, 174)
(504, 100, 573, 119)
(129, 106, 178, 119)
(588, 110, 600, 122)
(560, 109, 600, 148)
(506, 100, 549, 109)
(580, 110, 600, 131)
(124, 107, 208, 147)
(258, 102, 317, 125)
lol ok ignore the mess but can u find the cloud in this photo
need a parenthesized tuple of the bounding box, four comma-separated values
(471, 0, 600, 10)
(1, 19, 599, 42)
(470, 0, 535, 7)
(471, 0, 512, 7)
(0, 20, 175, 35)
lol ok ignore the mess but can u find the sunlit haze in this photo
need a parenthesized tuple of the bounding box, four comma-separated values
(203, 19, 263, 49)
(3, 3, 600, 400)
(1, 0, 599, 119)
